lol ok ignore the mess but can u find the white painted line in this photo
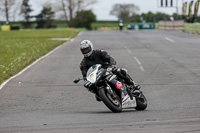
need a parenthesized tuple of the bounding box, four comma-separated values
(78, 31, 84, 36)
(50, 38, 71, 41)
(140, 66, 145, 72)
(134, 56, 142, 65)
(125, 47, 145, 72)
(127, 49, 132, 55)
(165, 37, 175, 43)
(0, 39, 74, 90)
(70, 38, 74, 42)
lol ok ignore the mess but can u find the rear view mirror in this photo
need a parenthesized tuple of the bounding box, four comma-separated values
(73, 77, 81, 84)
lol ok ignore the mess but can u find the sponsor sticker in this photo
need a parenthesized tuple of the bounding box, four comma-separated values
(116, 81, 123, 90)
(90, 74, 94, 78)
(122, 92, 125, 98)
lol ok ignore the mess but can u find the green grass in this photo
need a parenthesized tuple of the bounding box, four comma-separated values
(0, 28, 81, 84)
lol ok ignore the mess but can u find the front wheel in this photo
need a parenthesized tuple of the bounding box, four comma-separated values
(135, 93, 147, 110)
(98, 88, 122, 113)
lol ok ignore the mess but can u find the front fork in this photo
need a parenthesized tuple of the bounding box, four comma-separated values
(105, 81, 117, 99)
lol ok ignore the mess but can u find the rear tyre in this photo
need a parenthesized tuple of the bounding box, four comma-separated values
(98, 88, 122, 113)
(135, 93, 147, 110)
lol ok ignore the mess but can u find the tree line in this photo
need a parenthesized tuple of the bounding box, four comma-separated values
(109, 3, 188, 23)
(1, 1, 197, 30)
(0, 0, 96, 29)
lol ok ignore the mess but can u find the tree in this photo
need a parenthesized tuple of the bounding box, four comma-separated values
(12, 1, 22, 22)
(20, 0, 33, 28)
(172, 13, 182, 20)
(153, 12, 170, 22)
(141, 12, 155, 22)
(110, 3, 139, 22)
(57, 0, 96, 27)
(73, 10, 96, 30)
(139, 12, 171, 22)
(194, 15, 200, 22)
(0, 0, 16, 24)
(129, 14, 141, 22)
(35, 6, 55, 28)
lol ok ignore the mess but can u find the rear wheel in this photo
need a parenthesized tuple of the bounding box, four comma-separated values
(98, 88, 122, 113)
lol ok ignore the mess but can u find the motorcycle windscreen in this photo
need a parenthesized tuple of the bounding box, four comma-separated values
(86, 65, 101, 83)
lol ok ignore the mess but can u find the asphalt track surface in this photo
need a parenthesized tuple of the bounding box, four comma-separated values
(0, 30, 200, 133)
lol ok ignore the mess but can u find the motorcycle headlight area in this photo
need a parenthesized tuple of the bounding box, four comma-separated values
(84, 81, 92, 88)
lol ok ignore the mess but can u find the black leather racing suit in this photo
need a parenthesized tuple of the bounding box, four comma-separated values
(80, 50, 116, 78)
(80, 50, 133, 85)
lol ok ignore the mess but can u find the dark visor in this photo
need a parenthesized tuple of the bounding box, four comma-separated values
(81, 47, 91, 54)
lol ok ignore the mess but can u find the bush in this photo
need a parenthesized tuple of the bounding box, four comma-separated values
(73, 10, 96, 30)
(11, 26, 20, 30)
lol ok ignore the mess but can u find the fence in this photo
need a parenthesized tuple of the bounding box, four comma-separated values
(130, 24, 154, 30)
(0, 25, 11, 31)
(184, 23, 200, 34)
(158, 20, 184, 31)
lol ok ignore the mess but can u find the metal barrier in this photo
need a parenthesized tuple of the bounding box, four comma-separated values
(130, 24, 154, 30)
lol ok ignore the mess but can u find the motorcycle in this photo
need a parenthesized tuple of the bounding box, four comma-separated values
(73, 64, 147, 113)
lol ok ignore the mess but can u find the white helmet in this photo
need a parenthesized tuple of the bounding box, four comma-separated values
(80, 40, 94, 57)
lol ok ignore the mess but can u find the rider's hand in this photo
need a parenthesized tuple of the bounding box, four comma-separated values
(134, 83, 141, 90)
(111, 65, 118, 72)
(107, 65, 117, 72)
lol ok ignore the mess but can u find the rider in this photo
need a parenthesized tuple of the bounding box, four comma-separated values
(119, 20, 124, 31)
(79, 40, 140, 100)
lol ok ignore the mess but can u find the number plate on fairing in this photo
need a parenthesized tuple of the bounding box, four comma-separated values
(122, 95, 137, 109)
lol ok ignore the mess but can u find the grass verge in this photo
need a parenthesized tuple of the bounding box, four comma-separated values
(0, 28, 81, 84)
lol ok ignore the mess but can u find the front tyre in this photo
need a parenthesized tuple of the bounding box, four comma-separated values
(135, 93, 147, 110)
(98, 88, 122, 113)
